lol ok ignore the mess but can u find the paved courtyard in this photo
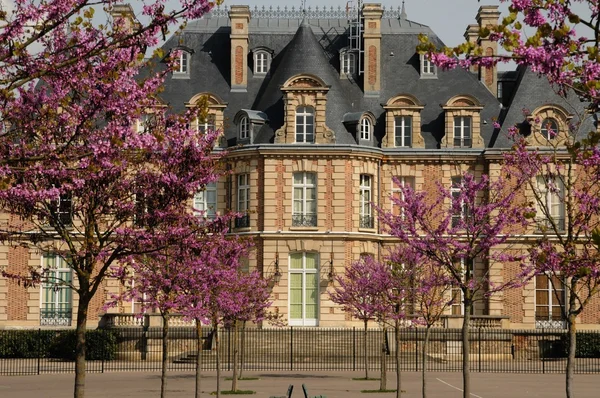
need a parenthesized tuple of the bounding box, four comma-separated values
(0, 371, 598, 397)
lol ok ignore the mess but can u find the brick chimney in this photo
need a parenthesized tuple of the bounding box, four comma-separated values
(110, 4, 140, 34)
(476, 5, 501, 97)
(229, 6, 251, 92)
(362, 3, 383, 98)
(463, 24, 479, 74)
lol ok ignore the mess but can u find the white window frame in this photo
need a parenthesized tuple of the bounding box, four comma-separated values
(40, 254, 72, 326)
(394, 116, 412, 147)
(288, 252, 319, 326)
(359, 117, 371, 141)
(454, 116, 472, 148)
(420, 54, 437, 77)
(193, 181, 217, 219)
(292, 172, 317, 227)
(535, 273, 566, 328)
(136, 114, 154, 134)
(173, 51, 189, 75)
(295, 106, 315, 143)
(239, 116, 250, 140)
(391, 176, 415, 217)
(541, 118, 559, 140)
(341, 52, 356, 75)
(254, 51, 271, 76)
(196, 114, 216, 134)
(536, 175, 565, 231)
(451, 176, 469, 227)
(237, 174, 250, 214)
(451, 258, 474, 316)
(359, 174, 373, 228)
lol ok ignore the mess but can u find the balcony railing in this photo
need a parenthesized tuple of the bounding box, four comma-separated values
(234, 214, 250, 228)
(359, 215, 374, 229)
(292, 213, 317, 227)
(40, 309, 72, 326)
(536, 217, 565, 232)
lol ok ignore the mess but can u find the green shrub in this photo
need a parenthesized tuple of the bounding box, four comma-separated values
(0, 330, 54, 358)
(560, 333, 600, 358)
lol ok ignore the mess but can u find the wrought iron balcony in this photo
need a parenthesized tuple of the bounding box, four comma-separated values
(234, 214, 250, 228)
(40, 309, 72, 326)
(292, 213, 317, 227)
(359, 215, 374, 229)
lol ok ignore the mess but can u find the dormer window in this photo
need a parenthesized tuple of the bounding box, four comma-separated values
(453, 116, 472, 148)
(239, 116, 250, 140)
(420, 54, 437, 78)
(175, 52, 188, 73)
(541, 118, 558, 140)
(360, 117, 372, 141)
(295, 106, 315, 143)
(253, 48, 273, 77)
(342, 52, 355, 75)
(172, 48, 193, 79)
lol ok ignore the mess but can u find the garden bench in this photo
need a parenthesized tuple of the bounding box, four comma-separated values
(269, 384, 293, 398)
(302, 383, 326, 398)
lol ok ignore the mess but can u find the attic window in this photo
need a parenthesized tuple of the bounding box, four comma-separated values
(360, 117, 372, 141)
(342, 52, 355, 75)
(420, 54, 437, 78)
(541, 118, 558, 140)
(173, 50, 191, 78)
(239, 116, 250, 140)
(253, 50, 272, 76)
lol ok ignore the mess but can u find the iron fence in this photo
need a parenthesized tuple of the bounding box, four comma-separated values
(1, 327, 600, 375)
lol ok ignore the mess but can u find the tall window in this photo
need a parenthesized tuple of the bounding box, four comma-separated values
(174, 51, 188, 74)
(541, 118, 559, 140)
(451, 177, 469, 227)
(197, 114, 216, 134)
(535, 274, 565, 328)
(193, 181, 217, 219)
(236, 174, 250, 228)
(342, 52, 355, 75)
(41, 255, 72, 326)
(292, 172, 317, 227)
(295, 106, 314, 143)
(360, 117, 372, 141)
(451, 258, 474, 315)
(536, 175, 565, 231)
(454, 116, 472, 148)
(50, 192, 72, 226)
(391, 176, 415, 217)
(239, 116, 250, 140)
(360, 174, 373, 229)
(254, 51, 271, 75)
(289, 252, 319, 326)
(394, 116, 412, 147)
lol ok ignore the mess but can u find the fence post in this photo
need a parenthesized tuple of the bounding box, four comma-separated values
(227, 327, 231, 372)
(37, 328, 41, 375)
(415, 328, 418, 372)
(542, 328, 545, 374)
(289, 327, 293, 371)
(352, 327, 356, 372)
(478, 327, 482, 373)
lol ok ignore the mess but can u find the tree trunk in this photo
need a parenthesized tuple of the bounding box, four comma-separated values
(422, 326, 432, 398)
(462, 296, 472, 398)
(214, 323, 221, 398)
(239, 321, 246, 379)
(566, 289, 577, 398)
(160, 313, 170, 398)
(363, 319, 369, 380)
(379, 327, 387, 391)
(395, 321, 401, 398)
(195, 320, 203, 398)
(231, 323, 239, 392)
(73, 293, 90, 398)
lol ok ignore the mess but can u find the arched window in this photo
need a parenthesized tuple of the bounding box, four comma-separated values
(253, 49, 272, 76)
(239, 116, 250, 140)
(541, 118, 558, 140)
(360, 117, 372, 141)
(295, 106, 315, 143)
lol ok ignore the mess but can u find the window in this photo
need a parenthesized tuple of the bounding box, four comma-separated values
(360, 117, 371, 141)
(341, 52, 355, 75)
(497, 82, 503, 100)
(239, 116, 250, 140)
(360, 174, 373, 229)
(451, 258, 474, 315)
(174, 51, 189, 75)
(295, 106, 315, 143)
(236, 174, 250, 228)
(536, 175, 565, 231)
(136, 114, 156, 134)
(394, 116, 412, 147)
(50, 192, 72, 226)
(541, 118, 559, 140)
(535, 274, 566, 328)
(454, 116, 472, 148)
(292, 172, 317, 227)
(254, 50, 271, 75)
(391, 176, 415, 216)
(193, 181, 217, 219)
(41, 255, 72, 326)
(451, 177, 469, 227)
(420, 54, 437, 77)
(289, 252, 319, 326)
(197, 114, 216, 134)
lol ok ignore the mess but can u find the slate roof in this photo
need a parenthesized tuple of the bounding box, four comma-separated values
(157, 12, 583, 151)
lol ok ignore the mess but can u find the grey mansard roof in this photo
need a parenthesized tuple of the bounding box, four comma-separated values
(157, 10, 583, 151)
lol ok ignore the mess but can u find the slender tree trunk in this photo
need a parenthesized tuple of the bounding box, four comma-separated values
(73, 293, 90, 398)
(462, 296, 472, 398)
(380, 327, 387, 391)
(195, 320, 203, 398)
(231, 323, 239, 392)
(422, 326, 432, 398)
(566, 288, 577, 398)
(395, 321, 401, 398)
(214, 323, 221, 398)
(239, 321, 246, 379)
(160, 313, 170, 398)
(363, 319, 369, 380)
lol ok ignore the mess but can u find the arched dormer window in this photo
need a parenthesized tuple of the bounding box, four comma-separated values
(360, 117, 372, 141)
(171, 46, 194, 79)
(383, 94, 425, 148)
(339, 49, 357, 78)
(541, 118, 558, 140)
(239, 116, 250, 140)
(526, 105, 572, 145)
(252, 47, 274, 77)
(442, 95, 484, 149)
(185, 93, 227, 146)
(233, 110, 269, 144)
